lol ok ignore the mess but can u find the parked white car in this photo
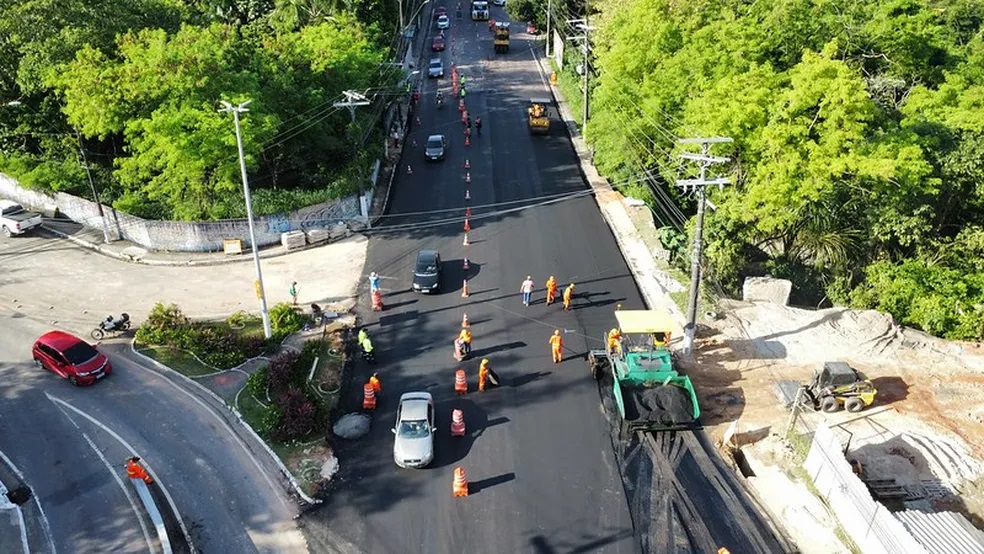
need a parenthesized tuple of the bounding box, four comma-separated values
(0, 200, 42, 237)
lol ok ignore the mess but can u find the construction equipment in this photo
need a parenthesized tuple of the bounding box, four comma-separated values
(587, 310, 700, 435)
(800, 361, 877, 413)
(527, 97, 551, 134)
(493, 21, 510, 53)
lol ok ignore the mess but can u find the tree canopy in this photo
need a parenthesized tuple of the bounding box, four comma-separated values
(0, 0, 401, 220)
(574, 0, 984, 340)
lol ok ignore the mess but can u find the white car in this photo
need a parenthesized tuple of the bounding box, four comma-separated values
(492, 0, 506, 5)
(436, 14, 450, 29)
(392, 392, 436, 468)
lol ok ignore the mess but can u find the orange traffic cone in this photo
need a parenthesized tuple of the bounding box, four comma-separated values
(465, 189, 471, 200)
(463, 232, 469, 246)
(453, 467, 469, 497)
(455, 369, 467, 394)
(463, 257, 469, 271)
(407, 165, 412, 175)
(465, 159, 470, 169)
(462, 279, 469, 298)
(362, 383, 377, 410)
(465, 172, 471, 183)
(462, 312, 469, 327)
(451, 409, 466, 437)
(465, 206, 471, 217)
(463, 218, 471, 231)
(465, 135, 470, 147)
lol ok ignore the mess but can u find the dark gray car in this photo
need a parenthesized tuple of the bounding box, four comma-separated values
(424, 134, 446, 161)
(412, 250, 441, 292)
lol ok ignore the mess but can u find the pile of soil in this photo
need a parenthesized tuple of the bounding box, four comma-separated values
(633, 385, 696, 426)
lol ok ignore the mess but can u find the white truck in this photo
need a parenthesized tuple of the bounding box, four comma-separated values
(0, 200, 43, 237)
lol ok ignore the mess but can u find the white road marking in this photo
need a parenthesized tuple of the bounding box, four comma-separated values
(45, 394, 155, 553)
(42, 392, 193, 549)
(0, 478, 30, 554)
(0, 448, 57, 554)
(130, 358, 285, 502)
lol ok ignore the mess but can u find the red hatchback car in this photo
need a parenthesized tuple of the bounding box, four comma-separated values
(431, 36, 446, 51)
(33, 330, 112, 386)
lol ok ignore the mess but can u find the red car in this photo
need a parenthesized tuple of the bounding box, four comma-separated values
(434, 6, 447, 18)
(33, 330, 112, 386)
(431, 36, 446, 51)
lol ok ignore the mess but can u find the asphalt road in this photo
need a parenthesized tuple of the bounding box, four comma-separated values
(300, 7, 641, 554)
(0, 313, 306, 552)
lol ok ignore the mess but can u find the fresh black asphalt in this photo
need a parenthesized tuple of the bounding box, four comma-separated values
(300, 6, 787, 553)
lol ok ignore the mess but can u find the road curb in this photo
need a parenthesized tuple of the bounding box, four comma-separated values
(532, 53, 687, 332)
(41, 221, 361, 268)
(128, 340, 321, 506)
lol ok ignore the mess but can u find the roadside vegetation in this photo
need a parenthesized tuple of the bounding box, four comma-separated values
(545, 0, 984, 340)
(133, 302, 304, 373)
(0, 0, 405, 220)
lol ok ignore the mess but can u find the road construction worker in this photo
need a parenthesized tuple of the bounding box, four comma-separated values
(361, 336, 375, 363)
(549, 330, 563, 363)
(358, 328, 368, 345)
(478, 358, 490, 391)
(653, 331, 670, 350)
(459, 328, 472, 356)
(563, 283, 575, 311)
(607, 328, 622, 356)
(369, 372, 382, 393)
(369, 271, 380, 292)
(545, 276, 558, 305)
(125, 457, 153, 484)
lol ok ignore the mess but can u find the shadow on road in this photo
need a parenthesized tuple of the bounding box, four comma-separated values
(468, 471, 514, 493)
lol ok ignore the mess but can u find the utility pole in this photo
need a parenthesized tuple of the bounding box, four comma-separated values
(676, 137, 732, 358)
(570, 15, 594, 139)
(335, 90, 373, 223)
(545, 0, 552, 58)
(75, 131, 112, 244)
(219, 100, 273, 340)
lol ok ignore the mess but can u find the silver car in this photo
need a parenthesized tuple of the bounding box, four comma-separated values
(437, 14, 450, 29)
(424, 134, 447, 161)
(392, 392, 435, 468)
(428, 58, 444, 78)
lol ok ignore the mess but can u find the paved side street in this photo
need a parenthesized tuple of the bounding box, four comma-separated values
(0, 230, 369, 333)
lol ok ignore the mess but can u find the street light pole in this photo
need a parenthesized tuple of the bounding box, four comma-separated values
(219, 100, 273, 340)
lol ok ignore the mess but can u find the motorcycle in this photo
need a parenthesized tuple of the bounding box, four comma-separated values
(436, 94, 445, 109)
(91, 313, 131, 341)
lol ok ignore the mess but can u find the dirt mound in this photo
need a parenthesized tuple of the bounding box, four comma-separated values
(712, 300, 901, 365)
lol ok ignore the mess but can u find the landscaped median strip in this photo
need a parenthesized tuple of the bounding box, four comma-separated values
(129, 302, 353, 504)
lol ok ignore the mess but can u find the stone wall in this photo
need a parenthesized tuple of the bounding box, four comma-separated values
(0, 172, 365, 252)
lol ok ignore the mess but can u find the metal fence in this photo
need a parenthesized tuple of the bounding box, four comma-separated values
(804, 423, 928, 554)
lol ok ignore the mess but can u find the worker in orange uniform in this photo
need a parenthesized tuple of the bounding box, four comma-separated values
(478, 358, 490, 391)
(458, 328, 472, 357)
(545, 275, 558, 305)
(563, 283, 575, 311)
(125, 457, 153, 484)
(607, 328, 622, 357)
(369, 372, 382, 393)
(549, 330, 563, 363)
